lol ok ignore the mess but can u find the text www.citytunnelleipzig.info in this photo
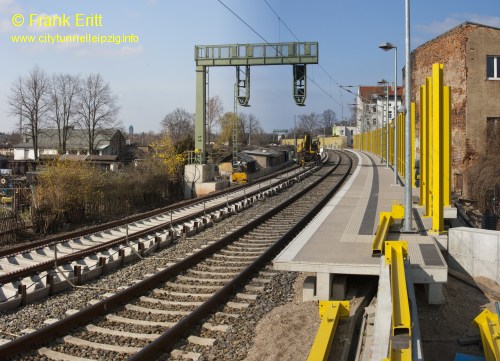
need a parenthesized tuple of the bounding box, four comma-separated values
(10, 33, 140, 45)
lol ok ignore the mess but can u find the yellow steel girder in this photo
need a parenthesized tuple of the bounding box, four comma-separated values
(372, 212, 393, 256)
(385, 241, 411, 336)
(473, 308, 500, 361)
(307, 301, 350, 361)
(385, 240, 412, 361)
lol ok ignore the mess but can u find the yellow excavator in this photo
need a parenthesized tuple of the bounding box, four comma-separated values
(297, 134, 321, 166)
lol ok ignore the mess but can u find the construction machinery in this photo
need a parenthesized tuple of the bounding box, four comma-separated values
(297, 134, 321, 166)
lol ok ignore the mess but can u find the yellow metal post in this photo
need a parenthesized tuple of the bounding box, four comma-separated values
(443, 85, 451, 206)
(425, 77, 433, 217)
(400, 114, 403, 179)
(419, 85, 427, 207)
(431, 64, 444, 233)
(411, 102, 415, 188)
(389, 119, 396, 166)
(307, 301, 350, 361)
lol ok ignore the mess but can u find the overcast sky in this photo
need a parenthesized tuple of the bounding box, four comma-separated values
(1, 0, 499, 134)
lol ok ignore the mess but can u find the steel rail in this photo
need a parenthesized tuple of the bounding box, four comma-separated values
(131, 151, 352, 361)
(0, 163, 300, 259)
(0, 151, 351, 360)
(0, 165, 307, 285)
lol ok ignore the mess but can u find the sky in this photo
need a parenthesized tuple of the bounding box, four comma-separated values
(1, 0, 500, 134)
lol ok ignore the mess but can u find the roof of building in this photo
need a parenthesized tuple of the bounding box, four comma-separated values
(60, 154, 88, 161)
(358, 86, 403, 101)
(243, 149, 282, 158)
(413, 21, 500, 53)
(14, 128, 121, 150)
(87, 155, 119, 162)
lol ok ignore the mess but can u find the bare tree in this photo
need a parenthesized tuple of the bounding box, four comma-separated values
(321, 109, 337, 135)
(161, 108, 194, 149)
(298, 112, 320, 134)
(8, 66, 51, 161)
(76, 73, 120, 154)
(49, 74, 81, 154)
(207, 96, 224, 144)
(239, 113, 262, 146)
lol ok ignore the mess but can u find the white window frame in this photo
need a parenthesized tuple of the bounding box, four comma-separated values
(487, 56, 500, 80)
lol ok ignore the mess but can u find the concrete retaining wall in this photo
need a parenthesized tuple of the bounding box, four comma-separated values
(448, 227, 500, 283)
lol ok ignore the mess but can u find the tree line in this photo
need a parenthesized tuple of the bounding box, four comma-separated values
(160, 95, 266, 153)
(294, 109, 355, 136)
(8, 66, 120, 160)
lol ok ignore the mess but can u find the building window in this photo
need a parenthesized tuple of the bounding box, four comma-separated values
(487, 56, 500, 79)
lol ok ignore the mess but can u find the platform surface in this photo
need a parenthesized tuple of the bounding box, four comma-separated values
(273, 150, 447, 283)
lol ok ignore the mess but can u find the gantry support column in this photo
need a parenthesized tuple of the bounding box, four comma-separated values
(195, 65, 207, 163)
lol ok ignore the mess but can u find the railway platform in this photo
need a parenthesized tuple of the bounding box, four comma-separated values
(273, 150, 448, 304)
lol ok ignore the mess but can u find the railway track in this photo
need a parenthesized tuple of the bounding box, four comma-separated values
(0, 164, 311, 308)
(0, 150, 353, 361)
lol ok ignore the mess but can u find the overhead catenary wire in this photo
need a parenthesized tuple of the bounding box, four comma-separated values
(262, 0, 345, 107)
(217, 0, 342, 108)
(261, 0, 390, 117)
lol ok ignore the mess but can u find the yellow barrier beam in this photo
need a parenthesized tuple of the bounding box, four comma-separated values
(372, 212, 393, 256)
(385, 241, 411, 335)
(307, 301, 350, 361)
(473, 308, 500, 361)
(385, 240, 412, 361)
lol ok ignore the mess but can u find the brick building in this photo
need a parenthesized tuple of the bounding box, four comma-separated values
(410, 22, 500, 200)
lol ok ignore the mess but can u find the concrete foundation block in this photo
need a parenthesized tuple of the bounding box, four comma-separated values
(302, 275, 316, 301)
(316, 272, 333, 300)
(425, 283, 445, 305)
(444, 206, 457, 219)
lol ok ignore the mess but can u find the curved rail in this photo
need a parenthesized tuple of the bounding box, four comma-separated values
(0, 151, 352, 360)
(0, 163, 301, 259)
(0, 165, 310, 287)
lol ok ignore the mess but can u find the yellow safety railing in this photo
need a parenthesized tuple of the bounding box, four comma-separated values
(353, 107, 413, 186)
(473, 308, 500, 361)
(307, 300, 350, 361)
(385, 241, 412, 361)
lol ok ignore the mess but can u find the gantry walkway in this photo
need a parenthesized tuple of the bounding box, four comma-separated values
(273, 150, 448, 304)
